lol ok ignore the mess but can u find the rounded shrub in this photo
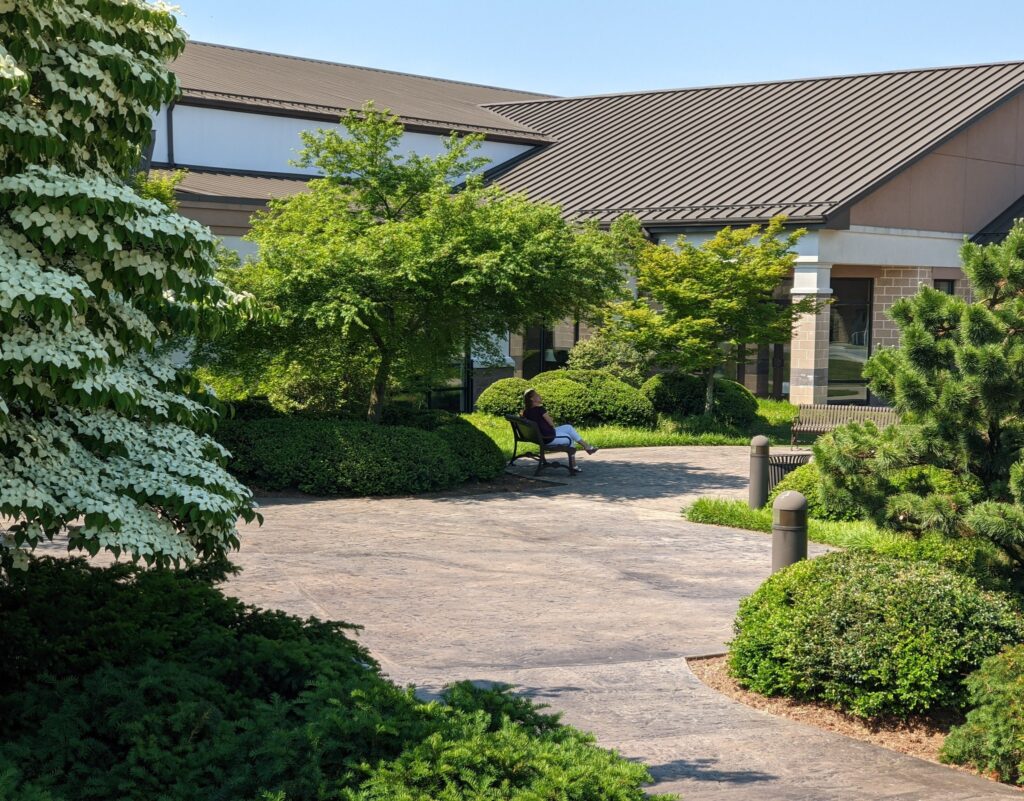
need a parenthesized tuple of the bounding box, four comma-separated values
(641, 372, 758, 425)
(729, 551, 1024, 717)
(475, 377, 531, 417)
(217, 416, 504, 496)
(532, 369, 656, 428)
(766, 461, 862, 521)
(941, 645, 1024, 785)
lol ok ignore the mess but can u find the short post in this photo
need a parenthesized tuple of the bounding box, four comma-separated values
(749, 435, 770, 509)
(772, 491, 808, 573)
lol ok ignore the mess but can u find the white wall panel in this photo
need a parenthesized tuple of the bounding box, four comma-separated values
(150, 106, 169, 163)
(166, 105, 533, 176)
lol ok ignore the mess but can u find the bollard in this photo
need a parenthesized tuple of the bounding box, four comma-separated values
(772, 491, 808, 573)
(748, 435, 770, 509)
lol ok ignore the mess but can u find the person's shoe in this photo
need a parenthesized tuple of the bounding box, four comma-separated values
(584, 445, 599, 455)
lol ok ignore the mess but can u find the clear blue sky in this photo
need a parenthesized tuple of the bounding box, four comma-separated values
(178, 1, 1024, 96)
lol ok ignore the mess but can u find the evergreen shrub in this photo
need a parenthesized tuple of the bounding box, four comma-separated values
(217, 412, 503, 496)
(0, 558, 664, 801)
(641, 372, 758, 426)
(729, 551, 1024, 717)
(941, 645, 1024, 785)
(766, 462, 862, 522)
(476, 371, 655, 428)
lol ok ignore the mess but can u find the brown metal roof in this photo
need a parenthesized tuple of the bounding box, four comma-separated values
(175, 170, 310, 204)
(484, 62, 1024, 227)
(172, 42, 553, 143)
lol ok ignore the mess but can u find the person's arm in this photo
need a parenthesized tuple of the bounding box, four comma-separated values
(542, 411, 556, 428)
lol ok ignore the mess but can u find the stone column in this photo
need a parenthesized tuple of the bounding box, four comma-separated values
(789, 263, 832, 405)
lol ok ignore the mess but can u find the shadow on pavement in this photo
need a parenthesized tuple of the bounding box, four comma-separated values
(648, 756, 777, 785)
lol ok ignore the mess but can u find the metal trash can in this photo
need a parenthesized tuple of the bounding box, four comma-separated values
(767, 452, 812, 492)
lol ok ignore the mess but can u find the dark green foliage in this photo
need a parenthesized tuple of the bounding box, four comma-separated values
(765, 462, 861, 521)
(641, 372, 758, 426)
(216, 413, 503, 496)
(823, 221, 1024, 572)
(476, 371, 656, 428)
(475, 377, 531, 417)
(729, 552, 1024, 717)
(941, 645, 1024, 785)
(0, 558, 664, 801)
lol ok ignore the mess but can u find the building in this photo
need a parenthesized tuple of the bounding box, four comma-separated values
(156, 42, 1024, 405)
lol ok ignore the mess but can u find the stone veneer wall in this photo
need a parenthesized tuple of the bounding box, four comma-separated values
(871, 267, 972, 351)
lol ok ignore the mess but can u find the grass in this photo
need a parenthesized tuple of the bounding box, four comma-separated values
(464, 398, 800, 459)
(684, 498, 1012, 584)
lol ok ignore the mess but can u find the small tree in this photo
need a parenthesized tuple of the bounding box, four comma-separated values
(818, 220, 1024, 571)
(609, 217, 815, 414)
(206, 105, 636, 422)
(0, 1, 257, 570)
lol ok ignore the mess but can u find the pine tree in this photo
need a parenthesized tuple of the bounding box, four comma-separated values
(0, 1, 258, 570)
(817, 220, 1024, 570)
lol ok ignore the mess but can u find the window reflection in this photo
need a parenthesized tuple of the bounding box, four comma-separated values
(828, 278, 872, 403)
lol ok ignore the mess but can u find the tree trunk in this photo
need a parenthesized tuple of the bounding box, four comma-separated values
(703, 367, 716, 416)
(367, 351, 392, 424)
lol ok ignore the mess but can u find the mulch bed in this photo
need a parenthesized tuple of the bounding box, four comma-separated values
(688, 655, 984, 775)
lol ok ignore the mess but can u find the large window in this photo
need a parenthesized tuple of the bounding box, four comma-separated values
(828, 278, 872, 403)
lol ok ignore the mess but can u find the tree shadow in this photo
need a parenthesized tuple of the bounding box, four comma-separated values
(648, 756, 776, 785)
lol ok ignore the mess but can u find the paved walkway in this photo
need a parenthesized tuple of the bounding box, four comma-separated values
(228, 446, 1015, 800)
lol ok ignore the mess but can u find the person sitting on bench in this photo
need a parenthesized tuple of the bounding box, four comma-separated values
(523, 388, 599, 455)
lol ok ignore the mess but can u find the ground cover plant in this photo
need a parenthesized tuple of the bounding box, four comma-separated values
(0, 558, 668, 801)
(729, 552, 1024, 718)
(0, 0, 257, 570)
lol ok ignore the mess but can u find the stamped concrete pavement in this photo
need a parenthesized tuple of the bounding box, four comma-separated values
(227, 446, 1016, 800)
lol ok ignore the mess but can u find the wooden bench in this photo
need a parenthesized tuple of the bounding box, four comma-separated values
(791, 403, 898, 446)
(504, 415, 579, 476)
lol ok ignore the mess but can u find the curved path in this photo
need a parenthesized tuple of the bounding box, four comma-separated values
(229, 446, 1014, 800)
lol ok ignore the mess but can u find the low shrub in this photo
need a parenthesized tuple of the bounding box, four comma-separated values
(766, 462, 862, 522)
(533, 370, 656, 428)
(476, 372, 656, 428)
(641, 372, 758, 426)
(217, 414, 502, 496)
(729, 551, 1024, 717)
(941, 645, 1024, 785)
(0, 558, 664, 801)
(474, 376, 531, 417)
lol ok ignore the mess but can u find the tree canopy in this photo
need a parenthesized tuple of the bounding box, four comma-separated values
(607, 217, 815, 413)
(0, 1, 257, 571)
(202, 105, 638, 421)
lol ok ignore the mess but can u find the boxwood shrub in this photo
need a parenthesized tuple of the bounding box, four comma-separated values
(0, 558, 663, 801)
(641, 372, 758, 426)
(941, 644, 1024, 785)
(729, 551, 1024, 717)
(217, 412, 503, 496)
(476, 370, 656, 428)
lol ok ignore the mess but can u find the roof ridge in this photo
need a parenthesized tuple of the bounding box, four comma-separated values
(185, 40, 556, 99)
(483, 59, 1024, 108)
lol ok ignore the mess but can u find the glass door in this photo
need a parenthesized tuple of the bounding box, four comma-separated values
(828, 278, 872, 403)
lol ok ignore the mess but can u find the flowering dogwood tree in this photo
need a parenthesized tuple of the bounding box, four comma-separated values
(0, 1, 258, 570)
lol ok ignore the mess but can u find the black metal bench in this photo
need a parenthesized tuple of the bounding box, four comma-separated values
(504, 415, 579, 476)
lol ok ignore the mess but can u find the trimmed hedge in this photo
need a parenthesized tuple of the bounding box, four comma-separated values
(0, 558, 663, 801)
(729, 551, 1024, 717)
(641, 372, 758, 426)
(942, 645, 1024, 785)
(217, 412, 503, 496)
(476, 370, 656, 428)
